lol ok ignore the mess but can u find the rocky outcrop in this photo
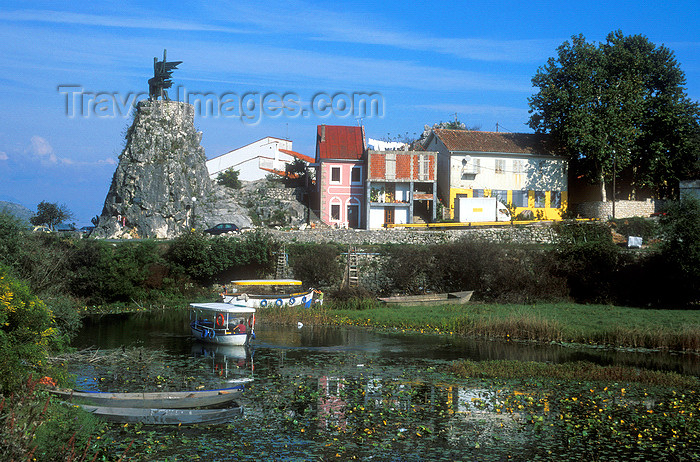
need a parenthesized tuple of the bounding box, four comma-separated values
(94, 100, 253, 239)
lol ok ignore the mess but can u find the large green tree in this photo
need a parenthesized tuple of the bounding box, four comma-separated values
(529, 31, 700, 200)
(29, 201, 73, 231)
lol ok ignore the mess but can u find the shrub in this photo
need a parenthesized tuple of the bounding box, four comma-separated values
(657, 197, 700, 306)
(166, 230, 276, 283)
(68, 240, 161, 304)
(552, 221, 612, 244)
(0, 211, 26, 271)
(0, 375, 107, 461)
(288, 243, 343, 289)
(216, 167, 242, 189)
(0, 266, 63, 393)
(609, 216, 660, 241)
(554, 240, 621, 303)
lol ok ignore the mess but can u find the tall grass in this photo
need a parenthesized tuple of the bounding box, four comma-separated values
(277, 301, 700, 352)
(449, 359, 698, 388)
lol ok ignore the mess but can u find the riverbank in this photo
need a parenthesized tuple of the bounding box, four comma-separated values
(264, 301, 700, 353)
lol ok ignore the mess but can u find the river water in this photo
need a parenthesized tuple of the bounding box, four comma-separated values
(69, 310, 700, 461)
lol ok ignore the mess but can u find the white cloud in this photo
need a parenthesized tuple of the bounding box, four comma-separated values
(23, 136, 117, 167)
(28, 135, 58, 164)
(0, 9, 252, 34)
(0, 151, 7, 160)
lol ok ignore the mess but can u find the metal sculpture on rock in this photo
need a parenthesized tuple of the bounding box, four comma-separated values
(148, 49, 182, 101)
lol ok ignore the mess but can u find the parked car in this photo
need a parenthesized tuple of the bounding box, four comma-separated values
(80, 226, 95, 237)
(204, 223, 240, 235)
(32, 225, 52, 233)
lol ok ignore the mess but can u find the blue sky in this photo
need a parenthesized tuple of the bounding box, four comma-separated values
(1, 0, 699, 225)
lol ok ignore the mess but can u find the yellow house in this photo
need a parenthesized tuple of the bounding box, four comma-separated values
(422, 129, 568, 220)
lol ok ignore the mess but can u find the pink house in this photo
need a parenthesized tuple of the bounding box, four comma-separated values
(315, 125, 366, 228)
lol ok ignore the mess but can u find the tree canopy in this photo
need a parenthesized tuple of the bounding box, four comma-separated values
(528, 31, 700, 200)
(29, 201, 74, 231)
(216, 167, 242, 189)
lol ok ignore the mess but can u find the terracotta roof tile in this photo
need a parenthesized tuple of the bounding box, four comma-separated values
(316, 125, 365, 160)
(433, 129, 558, 156)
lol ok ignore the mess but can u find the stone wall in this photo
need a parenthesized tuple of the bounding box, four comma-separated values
(262, 224, 560, 246)
(575, 199, 659, 219)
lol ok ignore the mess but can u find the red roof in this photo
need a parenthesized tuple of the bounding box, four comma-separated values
(433, 129, 558, 155)
(316, 125, 365, 161)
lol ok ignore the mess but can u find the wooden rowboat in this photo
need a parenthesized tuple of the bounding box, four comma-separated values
(50, 383, 249, 409)
(377, 290, 474, 306)
(75, 403, 243, 425)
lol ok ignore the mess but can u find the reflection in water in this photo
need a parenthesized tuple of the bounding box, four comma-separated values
(190, 343, 254, 382)
(70, 311, 700, 460)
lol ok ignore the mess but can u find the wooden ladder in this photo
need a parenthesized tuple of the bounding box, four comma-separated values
(275, 246, 288, 279)
(346, 245, 359, 288)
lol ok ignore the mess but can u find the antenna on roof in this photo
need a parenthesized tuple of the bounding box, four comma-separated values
(356, 117, 364, 127)
(496, 122, 499, 132)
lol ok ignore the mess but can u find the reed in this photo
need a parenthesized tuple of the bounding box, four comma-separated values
(277, 301, 700, 352)
(449, 359, 698, 388)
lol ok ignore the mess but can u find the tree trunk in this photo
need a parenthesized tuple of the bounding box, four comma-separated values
(600, 175, 607, 202)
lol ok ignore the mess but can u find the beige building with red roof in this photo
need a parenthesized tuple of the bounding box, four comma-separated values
(422, 129, 568, 220)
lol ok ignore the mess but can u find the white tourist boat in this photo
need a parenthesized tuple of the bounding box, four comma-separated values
(190, 302, 256, 345)
(220, 279, 323, 308)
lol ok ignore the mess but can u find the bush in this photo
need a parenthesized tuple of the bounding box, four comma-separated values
(1, 376, 106, 461)
(657, 197, 700, 306)
(0, 266, 63, 393)
(69, 240, 162, 304)
(0, 211, 26, 271)
(166, 230, 276, 283)
(609, 216, 660, 241)
(381, 239, 569, 303)
(288, 243, 343, 289)
(554, 240, 621, 304)
(216, 167, 242, 189)
(552, 221, 613, 244)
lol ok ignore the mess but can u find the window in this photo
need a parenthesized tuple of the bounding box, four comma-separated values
(551, 191, 561, 208)
(386, 153, 396, 180)
(330, 204, 340, 221)
(472, 189, 484, 198)
(534, 191, 546, 208)
(513, 160, 525, 174)
(351, 166, 361, 184)
(418, 155, 428, 180)
(495, 159, 505, 174)
(331, 167, 341, 183)
(512, 190, 528, 207)
(492, 190, 508, 204)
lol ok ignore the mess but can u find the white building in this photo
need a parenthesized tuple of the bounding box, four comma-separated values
(206, 137, 293, 182)
(422, 129, 568, 220)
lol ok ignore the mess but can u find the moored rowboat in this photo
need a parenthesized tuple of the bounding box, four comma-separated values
(378, 290, 474, 306)
(50, 383, 250, 409)
(75, 403, 243, 425)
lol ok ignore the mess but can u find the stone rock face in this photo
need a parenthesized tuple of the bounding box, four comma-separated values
(95, 100, 251, 239)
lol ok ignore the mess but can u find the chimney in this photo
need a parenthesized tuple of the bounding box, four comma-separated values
(321, 125, 326, 142)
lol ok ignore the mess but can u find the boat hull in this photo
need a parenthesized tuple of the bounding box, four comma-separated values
(50, 384, 248, 409)
(76, 403, 243, 425)
(190, 325, 250, 345)
(378, 290, 474, 306)
(222, 289, 321, 308)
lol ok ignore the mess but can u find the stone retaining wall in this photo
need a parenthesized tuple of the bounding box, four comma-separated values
(575, 199, 659, 219)
(263, 225, 560, 246)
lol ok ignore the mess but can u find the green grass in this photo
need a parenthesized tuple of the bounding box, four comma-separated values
(267, 301, 700, 352)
